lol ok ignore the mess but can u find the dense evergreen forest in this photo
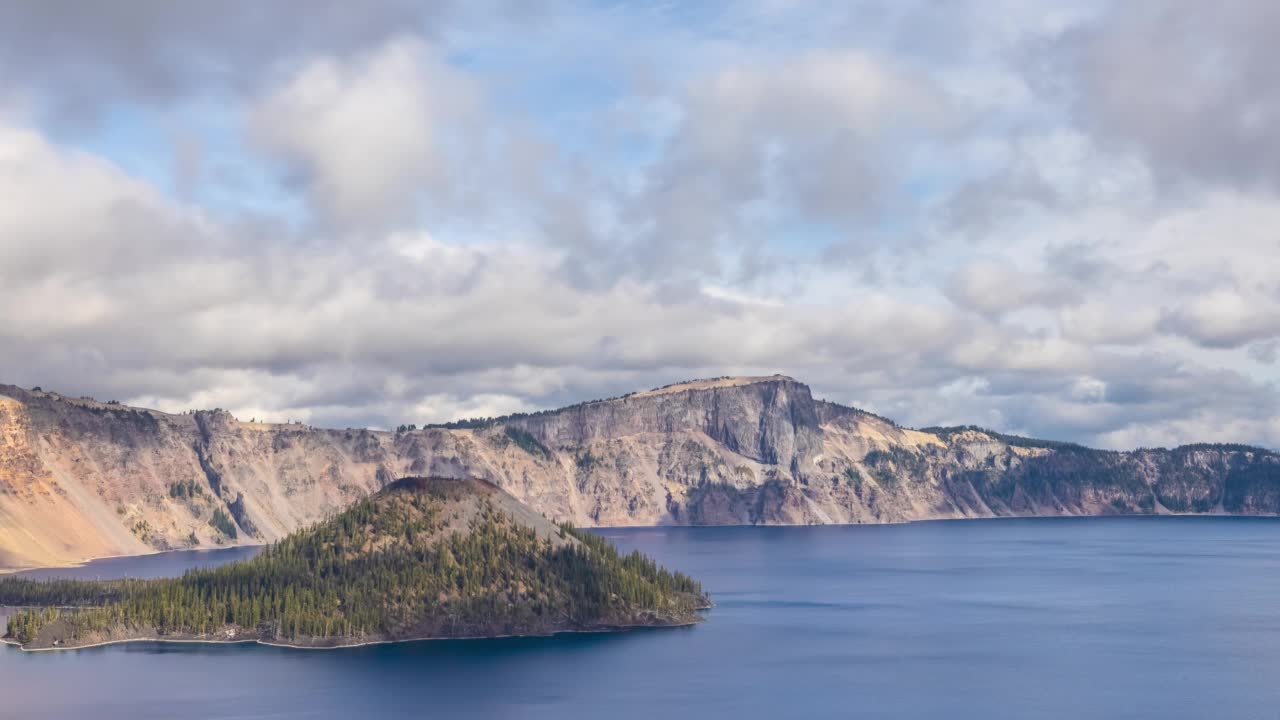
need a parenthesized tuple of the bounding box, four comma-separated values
(1, 478, 707, 648)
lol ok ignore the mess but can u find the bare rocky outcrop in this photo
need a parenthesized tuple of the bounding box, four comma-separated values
(507, 375, 822, 471)
(1, 376, 1277, 571)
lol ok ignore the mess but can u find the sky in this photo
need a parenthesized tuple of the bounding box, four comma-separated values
(0, 0, 1277, 449)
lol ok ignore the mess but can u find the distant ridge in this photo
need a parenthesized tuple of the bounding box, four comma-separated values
(1, 375, 1277, 571)
(428, 374, 795, 430)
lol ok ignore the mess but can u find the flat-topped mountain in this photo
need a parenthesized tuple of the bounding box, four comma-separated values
(1, 476, 708, 650)
(1, 376, 1278, 570)
(500, 374, 821, 471)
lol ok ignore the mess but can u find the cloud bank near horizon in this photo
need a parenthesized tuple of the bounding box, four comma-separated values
(1, 1, 1277, 450)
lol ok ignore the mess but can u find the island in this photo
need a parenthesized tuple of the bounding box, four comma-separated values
(0, 477, 709, 651)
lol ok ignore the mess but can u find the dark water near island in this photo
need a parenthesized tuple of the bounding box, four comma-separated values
(5, 517, 1280, 719)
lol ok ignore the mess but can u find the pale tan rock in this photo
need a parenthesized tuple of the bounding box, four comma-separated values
(1, 377, 1276, 571)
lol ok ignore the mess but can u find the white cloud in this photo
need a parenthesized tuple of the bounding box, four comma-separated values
(1059, 0, 1280, 189)
(0, 124, 202, 284)
(0, 2, 1277, 452)
(945, 261, 1080, 316)
(251, 37, 480, 226)
(563, 47, 949, 284)
(1060, 301, 1160, 346)
(1160, 289, 1280, 349)
(1249, 341, 1279, 365)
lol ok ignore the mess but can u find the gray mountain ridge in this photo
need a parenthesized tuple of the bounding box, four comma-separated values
(1, 374, 1276, 571)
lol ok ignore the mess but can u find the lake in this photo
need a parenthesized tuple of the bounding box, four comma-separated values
(4, 517, 1280, 719)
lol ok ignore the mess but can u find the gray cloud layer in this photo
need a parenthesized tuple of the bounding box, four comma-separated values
(0, 1, 1277, 450)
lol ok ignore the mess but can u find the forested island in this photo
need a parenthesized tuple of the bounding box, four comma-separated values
(0, 477, 709, 651)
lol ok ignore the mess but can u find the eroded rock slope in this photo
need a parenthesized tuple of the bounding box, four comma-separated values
(1, 376, 1277, 570)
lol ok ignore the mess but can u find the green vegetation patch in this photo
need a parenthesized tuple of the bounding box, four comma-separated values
(169, 479, 206, 500)
(503, 426, 552, 459)
(209, 508, 238, 539)
(0, 479, 706, 648)
(842, 467, 863, 487)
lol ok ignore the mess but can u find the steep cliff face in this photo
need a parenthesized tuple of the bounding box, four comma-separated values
(508, 376, 822, 470)
(1, 376, 1277, 571)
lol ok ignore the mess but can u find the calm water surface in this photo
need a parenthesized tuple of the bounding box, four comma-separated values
(4, 517, 1280, 719)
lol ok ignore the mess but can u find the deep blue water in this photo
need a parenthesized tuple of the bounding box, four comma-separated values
(4, 517, 1280, 719)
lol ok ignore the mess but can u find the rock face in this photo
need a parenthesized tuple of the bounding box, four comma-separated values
(509, 376, 822, 470)
(1, 376, 1278, 570)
